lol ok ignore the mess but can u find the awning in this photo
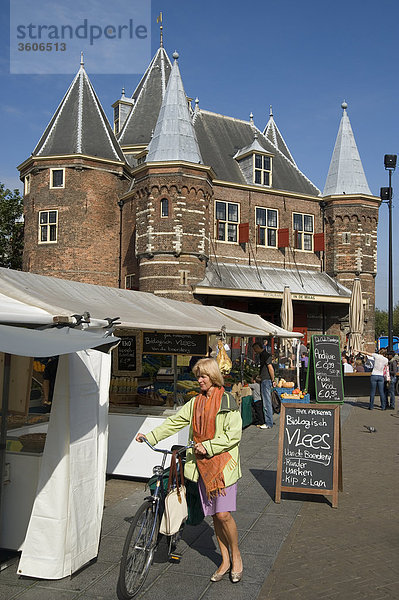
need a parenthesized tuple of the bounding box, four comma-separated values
(0, 324, 119, 357)
(194, 263, 352, 304)
(0, 268, 297, 338)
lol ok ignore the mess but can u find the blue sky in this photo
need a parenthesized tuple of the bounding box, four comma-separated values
(0, 0, 398, 309)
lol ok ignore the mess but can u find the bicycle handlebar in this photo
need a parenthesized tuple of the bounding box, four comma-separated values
(139, 437, 194, 455)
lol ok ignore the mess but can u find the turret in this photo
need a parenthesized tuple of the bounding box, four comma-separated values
(19, 55, 131, 286)
(121, 51, 214, 301)
(323, 102, 380, 351)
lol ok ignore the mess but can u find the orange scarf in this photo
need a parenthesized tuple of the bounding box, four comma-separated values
(192, 386, 235, 498)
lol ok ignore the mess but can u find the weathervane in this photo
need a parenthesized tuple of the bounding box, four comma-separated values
(157, 12, 163, 47)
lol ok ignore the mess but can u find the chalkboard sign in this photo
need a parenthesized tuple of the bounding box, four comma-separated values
(275, 403, 341, 508)
(113, 330, 142, 376)
(142, 332, 208, 356)
(306, 335, 344, 404)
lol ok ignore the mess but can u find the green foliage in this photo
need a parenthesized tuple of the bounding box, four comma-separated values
(375, 304, 399, 338)
(0, 183, 24, 269)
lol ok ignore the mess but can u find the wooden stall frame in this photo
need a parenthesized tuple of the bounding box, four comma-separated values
(275, 403, 341, 508)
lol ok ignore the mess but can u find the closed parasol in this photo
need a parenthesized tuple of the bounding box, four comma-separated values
(280, 285, 294, 353)
(348, 277, 364, 353)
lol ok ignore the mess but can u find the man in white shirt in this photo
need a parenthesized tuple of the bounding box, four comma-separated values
(342, 356, 354, 373)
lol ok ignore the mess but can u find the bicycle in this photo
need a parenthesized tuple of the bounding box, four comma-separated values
(116, 438, 194, 600)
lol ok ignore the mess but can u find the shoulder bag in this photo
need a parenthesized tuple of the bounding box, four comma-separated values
(159, 450, 188, 536)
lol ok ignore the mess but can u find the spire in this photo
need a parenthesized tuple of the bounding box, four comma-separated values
(33, 61, 124, 162)
(146, 52, 202, 164)
(117, 46, 172, 147)
(323, 101, 371, 196)
(263, 106, 296, 166)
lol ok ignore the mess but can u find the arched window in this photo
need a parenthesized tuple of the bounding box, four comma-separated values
(160, 198, 169, 217)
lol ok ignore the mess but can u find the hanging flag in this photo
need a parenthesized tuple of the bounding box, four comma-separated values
(157, 12, 163, 24)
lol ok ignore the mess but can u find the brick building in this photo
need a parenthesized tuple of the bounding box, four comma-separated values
(18, 45, 380, 350)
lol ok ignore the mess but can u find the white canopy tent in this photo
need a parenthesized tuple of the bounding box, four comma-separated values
(0, 268, 300, 580)
(0, 267, 301, 338)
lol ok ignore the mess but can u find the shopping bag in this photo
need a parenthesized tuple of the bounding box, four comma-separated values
(160, 451, 188, 535)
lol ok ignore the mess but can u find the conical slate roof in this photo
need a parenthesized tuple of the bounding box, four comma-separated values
(146, 52, 202, 164)
(263, 106, 296, 166)
(33, 61, 125, 162)
(323, 102, 371, 196)
(118, 47, 172, 147)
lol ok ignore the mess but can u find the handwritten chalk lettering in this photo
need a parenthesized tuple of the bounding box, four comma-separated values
(286, 415, 311, 429)
(284, 448, 304, 457)
(285, 428, 331, 450)
(303, 450, 331, 466)
(310, 479, 327, 487)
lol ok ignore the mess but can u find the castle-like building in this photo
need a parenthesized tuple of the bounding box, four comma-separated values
(18, 42, 380, 350)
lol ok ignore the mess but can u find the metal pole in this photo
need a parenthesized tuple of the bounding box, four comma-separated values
(319, 201, 327, 334)
(118, 200, 124, 289)
(388, 169, 393, 351)
(0, 353, 11, 542)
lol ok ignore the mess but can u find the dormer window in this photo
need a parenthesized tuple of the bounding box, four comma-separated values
(254, 154, 272, 186)
(234, 137, 273, 188)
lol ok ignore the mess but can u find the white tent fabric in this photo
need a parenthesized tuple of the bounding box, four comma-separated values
(0, 324, 118, 357)
(214, 307, 300, 339)
(18, 349, 111, 579)
(0, 268, 297, 337)
(0, 291, 52, 324)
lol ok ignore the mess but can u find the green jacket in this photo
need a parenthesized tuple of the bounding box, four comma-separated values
(145, 391, 242, 486)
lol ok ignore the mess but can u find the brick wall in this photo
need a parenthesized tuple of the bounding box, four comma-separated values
(122, 163, 213, 301)
(324, 195, 380, 351)
(22, 157, 130, 286)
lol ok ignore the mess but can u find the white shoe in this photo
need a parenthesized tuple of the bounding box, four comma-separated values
(257, 424, 269, 429)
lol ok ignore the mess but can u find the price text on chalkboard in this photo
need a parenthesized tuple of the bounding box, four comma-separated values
(306, 334, 344, 404)
(117, 337, 137, 372)
(142, 332, 208, 356)
(275, 403, 341, 508)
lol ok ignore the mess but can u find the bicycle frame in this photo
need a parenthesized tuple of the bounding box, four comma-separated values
(140, 438, 194, 547)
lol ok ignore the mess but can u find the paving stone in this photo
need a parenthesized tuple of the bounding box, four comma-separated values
(3, 400, 397, 600)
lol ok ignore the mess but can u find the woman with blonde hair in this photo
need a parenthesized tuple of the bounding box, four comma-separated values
(136, 358, 243, 583)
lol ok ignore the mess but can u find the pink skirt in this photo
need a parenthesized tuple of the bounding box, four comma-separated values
(198, 477, 237, 516)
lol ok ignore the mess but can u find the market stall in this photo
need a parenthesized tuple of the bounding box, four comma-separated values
(0, 323, 119, 580)
(0, 268, 300, 480)
(0, 267, 300, 579)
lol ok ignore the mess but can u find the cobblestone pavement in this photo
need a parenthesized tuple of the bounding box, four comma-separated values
(1, 399, 397, 600)
(259, 399, 399, 600)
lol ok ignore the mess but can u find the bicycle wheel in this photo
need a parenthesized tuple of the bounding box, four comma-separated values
(117, 499, 160, 600)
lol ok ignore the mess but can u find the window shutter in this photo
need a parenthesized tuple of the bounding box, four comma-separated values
(239, 222, 249, 243)
(314, 232, 325, 252)
(278, 228, 289, 248)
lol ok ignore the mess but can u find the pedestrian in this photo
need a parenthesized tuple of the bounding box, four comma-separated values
(42, 356, 59, 408)
(353, 357, 365, 373)
(353, 348, 388, 410)
(342, 356, 354, 373)
(386, 350, 398, 410)
(248, 375, 266, 428)
(252, 342, 274, 429)
(136, 358, 243, 583)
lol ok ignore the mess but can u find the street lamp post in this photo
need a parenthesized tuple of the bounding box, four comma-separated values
(380, 154, 397, 351)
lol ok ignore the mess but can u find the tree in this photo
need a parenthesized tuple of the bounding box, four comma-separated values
(0, 183, 24, 269)
(375, 303, 399, 339)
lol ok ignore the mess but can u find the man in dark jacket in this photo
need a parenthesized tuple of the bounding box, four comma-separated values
(387, 350, 398, 409)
